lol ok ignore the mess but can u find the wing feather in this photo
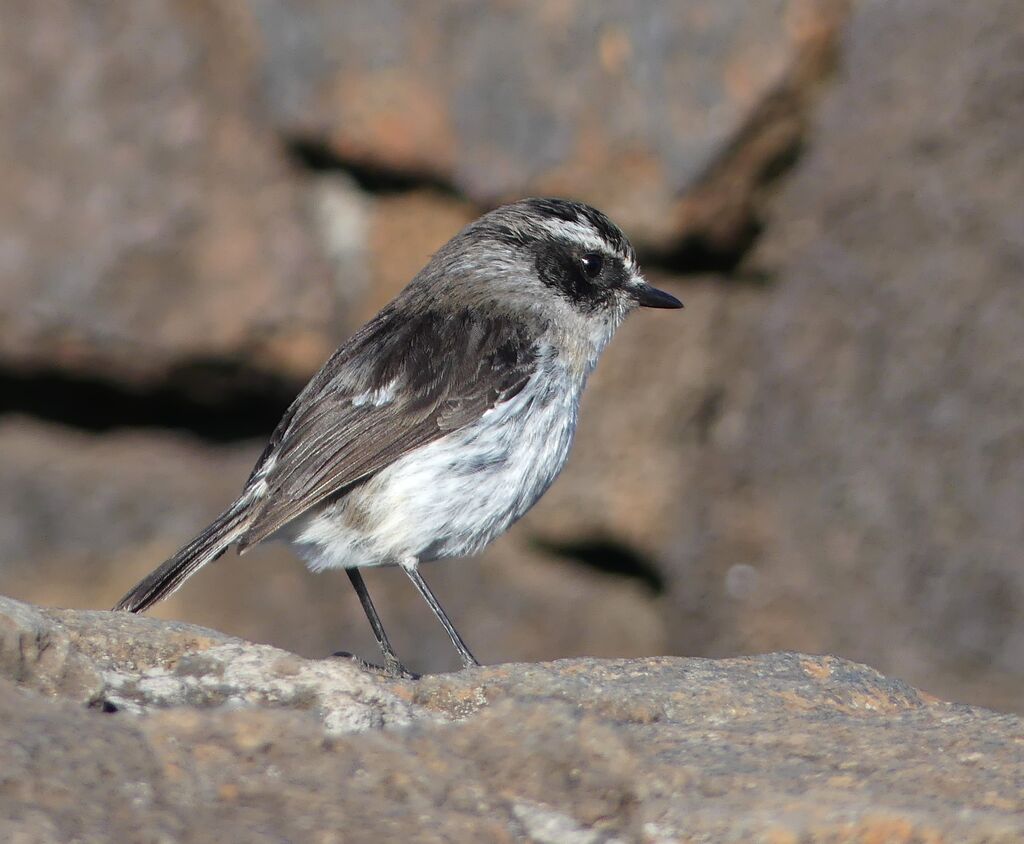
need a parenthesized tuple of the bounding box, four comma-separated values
(236, 306, 540, 549)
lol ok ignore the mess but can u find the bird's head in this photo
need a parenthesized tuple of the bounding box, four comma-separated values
(420, 197, 681, 323)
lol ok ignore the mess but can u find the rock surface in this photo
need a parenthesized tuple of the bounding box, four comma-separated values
(0, 1, 339, 384)
(658, 0, 1024, 713)
(0, 0, 841, 386)
(249, 0, 847, 248)
(1, 595, 1022, 842)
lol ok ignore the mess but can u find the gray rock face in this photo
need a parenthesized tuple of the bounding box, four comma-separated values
(0, 1, 338, 382)
(0, 0, 842, 386)
(248, 0, 846, 247)
(1, 595, 1022, 842)
(660, 0, 1024, 711)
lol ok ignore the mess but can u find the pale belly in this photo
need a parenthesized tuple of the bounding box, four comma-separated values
(287, 371, 581, 571)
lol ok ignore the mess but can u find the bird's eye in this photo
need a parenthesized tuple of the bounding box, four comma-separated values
(580, 253, 604, 279)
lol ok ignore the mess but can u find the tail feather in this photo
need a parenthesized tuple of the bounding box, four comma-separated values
(113, 503, 251, 613)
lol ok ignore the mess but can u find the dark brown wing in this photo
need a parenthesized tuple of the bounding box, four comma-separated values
(236, 306, 541, 549)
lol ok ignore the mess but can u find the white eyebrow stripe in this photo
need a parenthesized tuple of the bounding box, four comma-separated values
(534, 219, 610, 255)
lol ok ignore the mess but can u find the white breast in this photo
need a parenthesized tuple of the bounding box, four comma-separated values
(290, 353, 586, 571)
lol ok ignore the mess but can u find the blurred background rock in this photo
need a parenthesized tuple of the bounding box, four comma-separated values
(1, 0, 1021, 711)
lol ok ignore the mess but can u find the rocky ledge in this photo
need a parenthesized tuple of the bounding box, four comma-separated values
(1, 595, 1021, 842)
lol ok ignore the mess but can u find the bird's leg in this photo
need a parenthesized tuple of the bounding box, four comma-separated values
(343, 568, 417, 679)
(400, 558, 480, 669)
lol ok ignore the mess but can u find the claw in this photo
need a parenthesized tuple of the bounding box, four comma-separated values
(330, 650, 419, 680)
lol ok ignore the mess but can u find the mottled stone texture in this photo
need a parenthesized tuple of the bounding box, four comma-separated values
(248, 0, 845, 247)
(0, 0, 839, 379)
(0, 1, 339, 382)
(2, 596, 1022, 842)
(658, 0, 1024, 712)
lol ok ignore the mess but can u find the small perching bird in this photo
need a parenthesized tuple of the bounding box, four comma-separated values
(114, 198, 682, 676)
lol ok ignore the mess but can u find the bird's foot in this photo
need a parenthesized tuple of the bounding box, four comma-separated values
(330, 650, 419, 681)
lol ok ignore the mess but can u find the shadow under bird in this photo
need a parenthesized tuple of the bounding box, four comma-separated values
(114, 197, 682, 676)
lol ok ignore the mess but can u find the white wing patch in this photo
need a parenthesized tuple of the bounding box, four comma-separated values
(351, 379, 398, 408)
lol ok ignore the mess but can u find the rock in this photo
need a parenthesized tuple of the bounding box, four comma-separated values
(0, 1, 339, 384)
(0, 598, 102, 702)
(659, 0, 1024, 712)
(0, 0, 847, 389)
(40, 601, 425, 734)
(0, 595, 1022, 841)
(250, 0, 848, 249)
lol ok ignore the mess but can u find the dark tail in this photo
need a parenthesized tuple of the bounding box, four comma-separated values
(113, 502, 252, 613)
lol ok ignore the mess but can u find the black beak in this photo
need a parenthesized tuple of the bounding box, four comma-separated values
(633, 281, 684, 309)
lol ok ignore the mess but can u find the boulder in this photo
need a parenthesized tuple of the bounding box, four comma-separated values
(0, 0, 846, 385)
(659, 0, 1024, 712)
(0, 1, 339, 384)
(1, 595, 1021, 841)
(250, 0, 848, 249)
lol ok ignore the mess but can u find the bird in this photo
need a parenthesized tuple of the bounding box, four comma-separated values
(113, 197, 682, 676)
